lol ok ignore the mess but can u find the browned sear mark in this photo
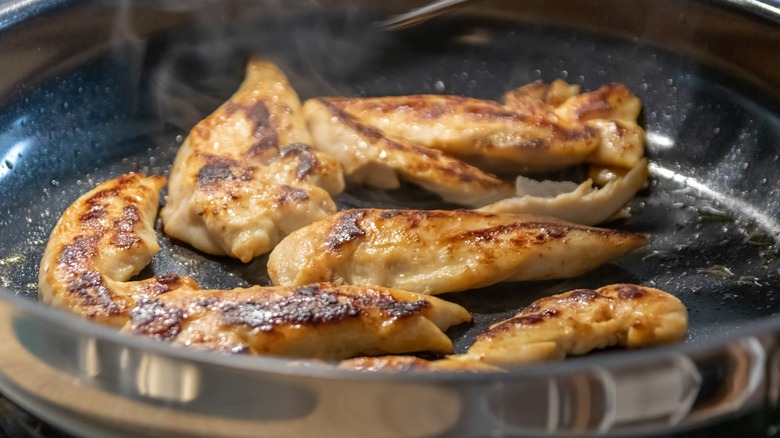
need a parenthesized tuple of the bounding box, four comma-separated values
(130, 298, 185, 340)
(326, 210, 366, 252)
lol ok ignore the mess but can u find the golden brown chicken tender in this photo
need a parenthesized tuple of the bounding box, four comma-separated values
(162, 59, 345, 262)
(268, 209, 647, 295)
(38, 174, 199, 327)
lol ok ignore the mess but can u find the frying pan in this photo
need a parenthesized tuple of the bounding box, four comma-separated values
(0, 0, 779, 436)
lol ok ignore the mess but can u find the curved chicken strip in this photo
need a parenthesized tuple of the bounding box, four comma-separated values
(41, 175, 470, 358)
(38, 174, 200, 327)
(478, 158, 648, 225)
(162, 59, 345, 262)
(313, 95, 597, 174)
(304, 98, 515, 207)
(315, 81, 643, 174)
(453, 284, 687, 367)
(268, 209, 647, 295)
(341, 285, 685, 372)
(126, 283, 471, 360)
(549, 83, 645, 169)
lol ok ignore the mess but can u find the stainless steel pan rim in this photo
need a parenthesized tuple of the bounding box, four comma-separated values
(0, 283, 774, 382)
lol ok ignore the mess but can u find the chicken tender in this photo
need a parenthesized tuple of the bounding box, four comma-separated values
(38, 174, 199, 327)
(40, 176, 469, 359)
(315, 80, 643, 175)
(339, 285, 685, 371)
(455, 284, 687, 367)
(162, 59, 345, 262)
(304, 98, 515, 207)
(268, 209, 647, 295)
(126, 283, 471, 360)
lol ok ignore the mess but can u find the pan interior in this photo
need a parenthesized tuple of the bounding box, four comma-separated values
(1, 12, 779, 357)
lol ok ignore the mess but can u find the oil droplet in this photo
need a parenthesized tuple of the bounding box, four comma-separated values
(697, 265, 734, 279)
(0, 254, 25, 267)
(50, 179, 60, 187)
(175, 135, 184, 143)
(737, 276, 762, 287)
(434, 81, 445, 92)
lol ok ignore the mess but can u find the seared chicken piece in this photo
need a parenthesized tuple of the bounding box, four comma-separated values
(340, 284, 685, 371)
(310, 95, 596, 175)
(304, 98, 515, 207)
(549, 83, 645, 169)
(38, 174, 199, 327)
(452, 284, 687, 367)
(312, 81, 644, 174)
(479, 158, 648, 225)
(126, 283, 471, 360)
(268, 209, 647, 295)
(339, 355, 501, 372)
(503, 79, 581, 107)
(162, 59, 345, 262)
(40, 175, 470, 358)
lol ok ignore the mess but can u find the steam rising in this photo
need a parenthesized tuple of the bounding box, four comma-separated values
(108, 1, 390, 131)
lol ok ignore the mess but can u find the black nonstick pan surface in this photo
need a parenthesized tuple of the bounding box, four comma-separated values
(1, 0, 780, 436)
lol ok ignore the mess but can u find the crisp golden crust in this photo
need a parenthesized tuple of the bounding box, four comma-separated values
(268, 209, 647, 295)
(318, 94, 599, 173)
(38, 174, 199, 327)
(461, 284, 688, 367)
(125, 283, 472, 360)
(161, 59, 345, 262)
(304, 98, 515, 207)
(551, 83, 645, 169)
(314, 80, 644, 174)
(552, 83, 641, 123)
